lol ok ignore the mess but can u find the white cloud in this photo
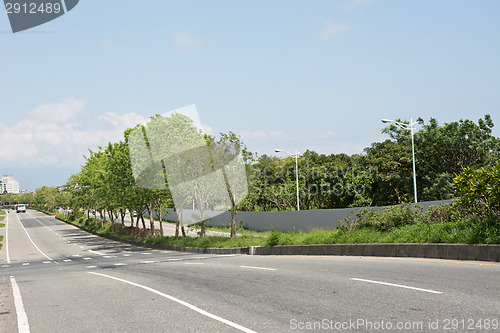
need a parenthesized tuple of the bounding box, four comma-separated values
(0, 99, 146, 167)
(98, 112, 145, 129)
(320, 130, 336, 139)
(173, 31, 204, 54)
(239, 129, 287, 140)
(201, 124, 213, 135)
(343, 0, 373, 10)
(101, 39, 127, 52)
(28, 97, 87, 123)
(321, 20, 349, 39)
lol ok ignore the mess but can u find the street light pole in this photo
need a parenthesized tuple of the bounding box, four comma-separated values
(381, 117, 418, 203)
(275, 148, 300, 211)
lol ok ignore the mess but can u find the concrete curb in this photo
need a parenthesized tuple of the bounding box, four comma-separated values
(252, 243, 500, 262)
(51, 214, 499, 262)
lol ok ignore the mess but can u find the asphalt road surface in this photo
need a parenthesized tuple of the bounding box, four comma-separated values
(1, 210, 499, 332)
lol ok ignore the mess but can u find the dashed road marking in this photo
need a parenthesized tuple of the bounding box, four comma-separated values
(240, 265, 276, 271)
(350, 278, 443, 294)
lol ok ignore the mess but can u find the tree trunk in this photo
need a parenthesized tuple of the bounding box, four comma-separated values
(108, 209, 114, 223)
(146, 203, 155, 237)
(140, 210, 146, 229)
(158, 206, 163, 237)
(175, 208, 182, 240)
(230, 208, 237, 239)
(120, 209, 125, 225)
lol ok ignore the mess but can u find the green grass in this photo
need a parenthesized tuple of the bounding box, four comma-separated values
(0, 222, 4, 250)
(0, 210, 6, 215)
(57, 212, 500, 249)
(58, 215, 268, 248)
(265, 218, 500, 246)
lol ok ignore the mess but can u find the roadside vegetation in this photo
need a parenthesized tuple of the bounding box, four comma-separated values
(0, 210, 5, 250)
(2, 115, 499, 247)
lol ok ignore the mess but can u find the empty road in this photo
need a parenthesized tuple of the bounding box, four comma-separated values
(1, 210, 499, 332)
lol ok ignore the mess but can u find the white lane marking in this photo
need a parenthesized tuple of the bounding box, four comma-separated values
(217, 254, 235, 257)
(192, 256, 208, 259)
(82, 257, 92, 260)
(240, 265, 276, 271)
(185, 263, 204, 265)
(140, 261, 158, 264)
(10, 277, 30, 333)
(22, 263, 30, 266)
(15, 213, 52, 260)
(113, 263, 126, 266)
(5, 211, 10, 263)
(79, 246, 84, 249)
(103, 255, 117, 259)
(350, 278, 443, 294)
(167, 258, 181, 261)
(123, 254, 132, 257)
(88, 272, 258, 333)
(88, 250, 105, 256)
(63, 259, 72, 262)
(42, 261, 51, 264)
(72, 254, 82, 257)
(86, 266, 97, 268)
(142, 252, 152, 255)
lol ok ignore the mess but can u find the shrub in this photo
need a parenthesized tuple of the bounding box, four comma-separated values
(454, 161, 500, 219)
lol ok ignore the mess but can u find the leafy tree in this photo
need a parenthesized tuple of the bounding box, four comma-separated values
(372, 115, 499, 204)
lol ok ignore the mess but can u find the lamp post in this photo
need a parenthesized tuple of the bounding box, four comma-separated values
(275, 148, 300, 211)
(381, 117, 418, 203)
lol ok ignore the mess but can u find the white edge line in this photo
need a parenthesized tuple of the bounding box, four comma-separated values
(240, 265, 277, 271)
(5, 211, 10, 263)
(350, 278, 442, 294)
(88, 272, 258, 333)
(10, 277, 30, 333)
(15, 212, 52, 260)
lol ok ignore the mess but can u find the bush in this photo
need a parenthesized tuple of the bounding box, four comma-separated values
(341, 204, 423, 232)
(454, 161, 500, 219)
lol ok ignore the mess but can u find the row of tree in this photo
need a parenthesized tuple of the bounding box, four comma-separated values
(3, 114, 498, 237)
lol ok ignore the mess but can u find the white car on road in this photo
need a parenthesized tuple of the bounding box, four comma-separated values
(16, 204, 26, 213)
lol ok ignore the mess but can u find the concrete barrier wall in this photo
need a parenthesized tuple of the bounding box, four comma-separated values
(252, 243, 500, 262)
(149, 200, 452, 232)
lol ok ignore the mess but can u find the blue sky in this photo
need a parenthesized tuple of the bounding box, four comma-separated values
(1, 0, 499, 191)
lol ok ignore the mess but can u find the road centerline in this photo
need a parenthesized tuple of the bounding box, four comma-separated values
(10, 277, 30, 333)
(350, 278, 443, 294)
(88, 272, 258, 333)
(240, 265, 276, 271)
(14, 213, 53, 261)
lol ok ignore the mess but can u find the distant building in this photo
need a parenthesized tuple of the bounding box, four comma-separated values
(1, 175, 20, 194)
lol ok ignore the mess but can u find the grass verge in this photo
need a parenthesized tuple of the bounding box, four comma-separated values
(266, 218, 500, 246)
(56, 206, 499, 248)
(58, 215, 268, 248)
